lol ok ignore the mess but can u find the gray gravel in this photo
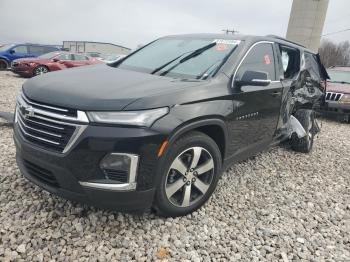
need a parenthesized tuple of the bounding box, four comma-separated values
(0, 71, 349, 261)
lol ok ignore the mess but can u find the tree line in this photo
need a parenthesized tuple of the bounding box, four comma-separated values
(319, 39, 350, 68)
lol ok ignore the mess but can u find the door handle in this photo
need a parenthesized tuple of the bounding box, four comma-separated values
(270, 91, 282, 97)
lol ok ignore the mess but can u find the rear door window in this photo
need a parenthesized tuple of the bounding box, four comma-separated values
(57, 54, 72, 61)
(73, 54, 89, 61)
(278, 45, 300, 79)
(29, 46, 46, 55)
(236, 43, 277, 81)
(43, 46, 58, 53)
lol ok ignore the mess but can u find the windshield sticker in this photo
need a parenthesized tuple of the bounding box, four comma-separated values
(264, 55, 271, 65)
(213, 39, 241, 45)
(216, 43, 229, 51)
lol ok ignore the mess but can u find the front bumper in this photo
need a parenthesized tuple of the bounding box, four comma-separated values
(14, 123, 166, 211)
(11, 66, 34, 76)
(318, 101, 350, 119)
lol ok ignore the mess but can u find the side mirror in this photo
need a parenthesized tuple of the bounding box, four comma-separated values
(52, 58, 59, 62)
(236, 70, 271, 87)
(9, 49, 15, 54)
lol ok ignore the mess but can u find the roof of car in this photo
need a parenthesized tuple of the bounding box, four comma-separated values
(164, 33, 314, 53)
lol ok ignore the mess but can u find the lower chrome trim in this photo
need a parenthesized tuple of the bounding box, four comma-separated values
(79, 153, 139, 191)
(79, 181, 137, 191)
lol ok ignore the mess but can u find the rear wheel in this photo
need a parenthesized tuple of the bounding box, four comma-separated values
(291, 109, 315, 153)
(0, 59, 8, 70)
(33, 65, 49, 76)
(154, 131, 222, 217)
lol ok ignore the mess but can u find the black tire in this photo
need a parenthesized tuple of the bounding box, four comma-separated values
(33, 65, 49, 76)
(0, 59, 9, 70)
(153, 131, 222, 217)
(290, 109, 315, 153)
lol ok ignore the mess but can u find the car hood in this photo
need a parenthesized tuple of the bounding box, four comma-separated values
(23, 64, 209, 111)
(327, 82, 350, 95)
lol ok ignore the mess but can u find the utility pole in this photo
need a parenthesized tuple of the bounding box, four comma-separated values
(286, 0, 329, 52)
(222, 29, 239, 35)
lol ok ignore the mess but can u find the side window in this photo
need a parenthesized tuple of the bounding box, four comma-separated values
(236, 43, 276, 81)
(73, 54, 89, 61)
(43, 46, 57, 53)
(12, 45, 28, 54)
(29, 46, 46, 55)
(278, 45, 300, 79)
(304, 52, 321, 80)
(57, 54, 71, 61)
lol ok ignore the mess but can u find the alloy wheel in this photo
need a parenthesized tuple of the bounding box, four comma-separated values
(165, 146, 215, 208)
(34, 66, 48, 75)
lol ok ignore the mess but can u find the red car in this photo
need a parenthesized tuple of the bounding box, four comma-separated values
(11, 51, 103, 77)
(320, 66, 350, 122)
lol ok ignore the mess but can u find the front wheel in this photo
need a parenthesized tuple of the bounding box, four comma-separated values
(33, 65, 49, 76)
(154, 131, 222, 217)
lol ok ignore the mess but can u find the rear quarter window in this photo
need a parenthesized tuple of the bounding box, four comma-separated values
(304, 52, 321, 80)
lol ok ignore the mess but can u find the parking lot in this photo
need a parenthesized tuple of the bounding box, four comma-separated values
(0, 71, 349, 261)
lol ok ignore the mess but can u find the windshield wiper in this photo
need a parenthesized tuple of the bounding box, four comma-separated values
(151, 53, 187, 75)
(196, 60, 222, 80)
(196, 45, 239, 80)
(151, 42, 217, 76)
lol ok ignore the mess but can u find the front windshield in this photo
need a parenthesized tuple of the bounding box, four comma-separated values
(0, 44, 15, 52)
(116, 37, 240, 79)
(38, 52, 60, 59)
(328, 70, 350, 84)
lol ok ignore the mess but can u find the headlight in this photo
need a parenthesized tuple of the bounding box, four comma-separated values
(87, 107, 169, 127)
(339, 94, 350, 104)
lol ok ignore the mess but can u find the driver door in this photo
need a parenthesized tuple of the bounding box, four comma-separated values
(229, 42, 283, 157)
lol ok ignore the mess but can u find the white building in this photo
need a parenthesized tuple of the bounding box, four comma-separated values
(63, 41, 130, 55)
(286, 0, 329, 52)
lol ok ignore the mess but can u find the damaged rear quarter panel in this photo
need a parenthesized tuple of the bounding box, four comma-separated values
(276, 51, 326, 136)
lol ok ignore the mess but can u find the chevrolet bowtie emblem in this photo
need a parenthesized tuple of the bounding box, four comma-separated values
(20, 105, 35, 119)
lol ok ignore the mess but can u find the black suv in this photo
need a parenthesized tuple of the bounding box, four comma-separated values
(14, 34, 328, 217)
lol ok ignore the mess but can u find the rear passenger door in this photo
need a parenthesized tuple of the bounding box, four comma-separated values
(230, 42, 283, 154)
(274, 44, 301, 132)
(53, 53, 75, 70)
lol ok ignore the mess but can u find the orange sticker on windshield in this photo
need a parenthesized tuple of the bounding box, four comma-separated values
(264, 55, 271, 65)
(216, 43, 229, 51)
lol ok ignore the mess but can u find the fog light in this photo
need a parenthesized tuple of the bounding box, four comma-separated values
(79, 153, 139, 191)
(100, 153, 139, 184)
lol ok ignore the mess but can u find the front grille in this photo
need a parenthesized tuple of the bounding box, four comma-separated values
(326, 92, 343, 101)
(104, 169, 128, 183)
(16, 93, 88, 153)
(23, 160, 58, 187)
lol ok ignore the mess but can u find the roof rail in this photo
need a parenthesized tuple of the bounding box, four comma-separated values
(266, 35, 306, 48)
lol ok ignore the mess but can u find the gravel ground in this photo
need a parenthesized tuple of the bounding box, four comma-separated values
(0, 71, 349, 261)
